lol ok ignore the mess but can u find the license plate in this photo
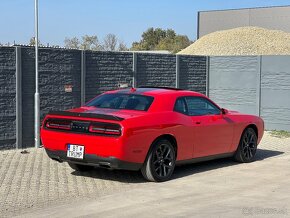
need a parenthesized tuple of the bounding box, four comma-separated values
(67, 144, 84, 159)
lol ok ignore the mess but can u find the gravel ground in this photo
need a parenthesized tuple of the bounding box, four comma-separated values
(0, 131, 289, 217)
(178, 27, 290, 56)
(0, 148, 144, 217)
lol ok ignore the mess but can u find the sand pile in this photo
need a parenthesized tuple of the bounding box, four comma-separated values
(178, 27, 290, 56)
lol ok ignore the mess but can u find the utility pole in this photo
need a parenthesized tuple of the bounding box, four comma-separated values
(34, 0, 40, 148)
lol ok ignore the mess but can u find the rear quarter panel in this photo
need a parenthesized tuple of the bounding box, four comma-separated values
(121, 111, 194, 162)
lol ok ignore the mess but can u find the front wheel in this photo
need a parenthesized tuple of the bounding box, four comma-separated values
(234, 128, 258, 163)
(141, 139, 176, 182)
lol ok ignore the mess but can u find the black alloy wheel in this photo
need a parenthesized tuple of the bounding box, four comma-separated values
(141, 139, 176, 182)
(234, 128, 258, 163)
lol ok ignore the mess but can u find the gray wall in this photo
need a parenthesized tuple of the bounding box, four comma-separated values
(261, 56, 290, 131)
(2, 45, 290, 150)
(198, 6, 290, 38)
(21, 47, 82, 147)
(209, 56, 260, 115)
(0, 46, 207, 149)
(208, 55, 290, 131)
(0, 47, 16, 149)
(136, 54, 176, 87)
(85, 51, 133, 102)
(179, 55, 207, 94)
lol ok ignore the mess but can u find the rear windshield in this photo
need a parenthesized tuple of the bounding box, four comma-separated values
(86, 94, 154, 111)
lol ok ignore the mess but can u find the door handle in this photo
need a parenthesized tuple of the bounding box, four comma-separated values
(195, 121, 201, 125)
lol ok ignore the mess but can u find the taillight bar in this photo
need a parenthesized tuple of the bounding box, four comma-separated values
(104, 129, 121, 135)
(89, 123, 121, 136)
(45, 119, 72, 130)
(44, 119, 121, 136)
(89, 126, 106, 134)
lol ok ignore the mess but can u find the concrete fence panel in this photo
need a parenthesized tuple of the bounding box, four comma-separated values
(0, 47, 208, 149)
(21, 47, 82, 148)
(0, 47, 16, 149)
(179, 55, 207, 94)
(209, 56, 260, 115)
(3, 45, 290, 149)
(136, 53, 176, 87)
(261, 56, 290, 131)
(85, 51, 133, 102)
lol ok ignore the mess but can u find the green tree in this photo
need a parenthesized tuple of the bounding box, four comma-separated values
(132, 28, 166, 50)
(173, 35, 192, 53)
(131, 28, 192, 53)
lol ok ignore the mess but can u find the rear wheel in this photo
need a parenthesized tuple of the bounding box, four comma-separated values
(68, 162, 94, 171)
(234, 128, 258, 163)
(141, 139, 176, 182)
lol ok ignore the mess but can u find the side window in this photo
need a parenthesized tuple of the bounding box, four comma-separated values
(185, 97, 220, 116)
(174, 98, 187, 114)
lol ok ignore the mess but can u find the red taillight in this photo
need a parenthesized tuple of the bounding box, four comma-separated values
(89, 123, 121, 136)
(104, 128, 121, 135)
(89, 126, 106, 134)
(44, 119, 121, 136)
(45, 119, 72, 130)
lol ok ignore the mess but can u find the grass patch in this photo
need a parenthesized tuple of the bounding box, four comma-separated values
(270, 130, 290, 138)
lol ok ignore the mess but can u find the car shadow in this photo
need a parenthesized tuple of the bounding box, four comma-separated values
(255, 148, 284, 161)
(172, 148, 284, 180)
(71, 148, 284, 183)
(71, 167, 145, 184)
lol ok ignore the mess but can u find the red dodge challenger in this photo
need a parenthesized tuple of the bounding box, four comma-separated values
(41, 87, 264, 182)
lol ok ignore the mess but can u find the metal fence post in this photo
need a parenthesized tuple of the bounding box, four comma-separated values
(206, 56, 210, 97)
(34, 0, 40, 148)
(132, 52, 137, 88)
(176, 55, 180, 88)
(257, 56, 262, 116)
(16, 46, 22, 149)
(81, 50, 86, 105)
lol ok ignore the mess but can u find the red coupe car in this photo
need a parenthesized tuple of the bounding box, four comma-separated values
(41, 87, 264, 182)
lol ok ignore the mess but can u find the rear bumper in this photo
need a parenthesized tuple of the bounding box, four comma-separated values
(45, 148, 142, 171)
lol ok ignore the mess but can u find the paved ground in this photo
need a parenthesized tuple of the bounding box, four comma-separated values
(1, 132, 290, 217)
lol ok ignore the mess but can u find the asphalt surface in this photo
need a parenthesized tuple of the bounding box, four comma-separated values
(1, 132, 289, 217)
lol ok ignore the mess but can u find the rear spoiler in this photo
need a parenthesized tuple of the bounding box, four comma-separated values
(47, 111, 124, 121)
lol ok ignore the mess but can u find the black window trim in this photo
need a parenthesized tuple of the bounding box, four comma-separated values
(173, 97, 188, 115)
(174, 96, 221, 116)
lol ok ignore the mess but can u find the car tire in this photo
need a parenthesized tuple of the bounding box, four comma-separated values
(234, 128, 258, 163)
(67, 162, 94, 171)
(141, 139, 176, 182)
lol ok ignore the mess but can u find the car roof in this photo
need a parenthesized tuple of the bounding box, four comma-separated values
(106, 87, 205, 97)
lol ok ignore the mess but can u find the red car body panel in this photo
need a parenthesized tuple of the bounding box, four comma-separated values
(41, 88, 264, 170)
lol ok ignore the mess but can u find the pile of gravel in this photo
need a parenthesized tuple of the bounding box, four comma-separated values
(178, 27, 290, 56)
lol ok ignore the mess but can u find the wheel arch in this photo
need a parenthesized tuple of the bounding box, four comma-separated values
(245, 124, 258, 138)
(147, 134, 178, 160)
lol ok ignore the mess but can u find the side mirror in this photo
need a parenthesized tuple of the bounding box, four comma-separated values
(221, 108, 228, 115)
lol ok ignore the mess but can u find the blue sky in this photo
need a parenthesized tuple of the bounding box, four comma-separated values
(1, 0, 290, 47)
